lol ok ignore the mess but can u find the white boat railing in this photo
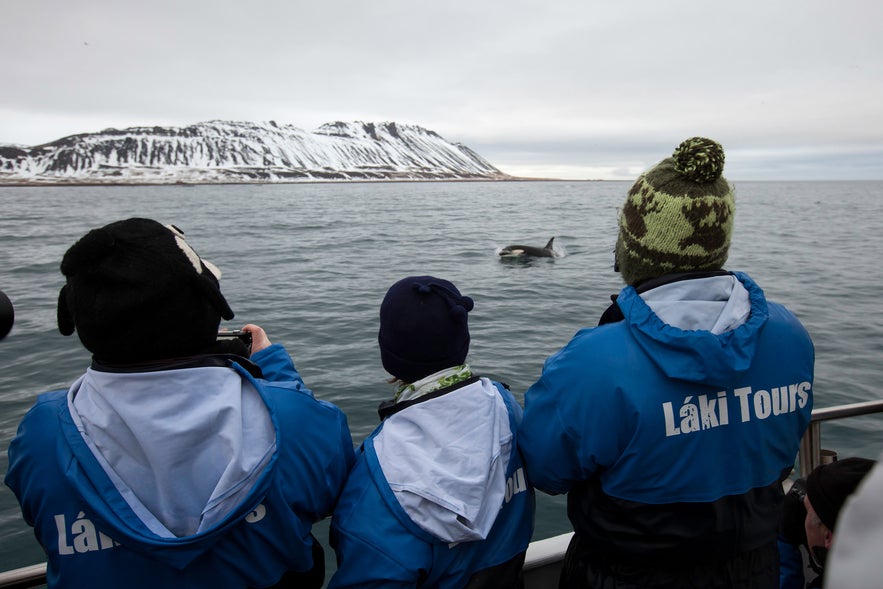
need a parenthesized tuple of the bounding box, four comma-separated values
(2, 399, 882, 589)
(522, 531, 574, 587)
(0, 563, 46, 589)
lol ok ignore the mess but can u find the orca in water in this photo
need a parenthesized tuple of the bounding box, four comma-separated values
(498, 237, 558, 258)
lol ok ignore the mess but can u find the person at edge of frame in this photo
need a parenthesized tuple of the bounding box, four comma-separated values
(825, 450, 883, 588)
(780, 457, 876, 588)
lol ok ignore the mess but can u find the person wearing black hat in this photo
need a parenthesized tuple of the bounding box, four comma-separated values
(328, 276, 535, 588)
(825, 451, 883, 588)
(0, 288, 13, 340)
(800, 457, 876, 587)
(518, 138, 816, 588)
(5, 218, 355, 589)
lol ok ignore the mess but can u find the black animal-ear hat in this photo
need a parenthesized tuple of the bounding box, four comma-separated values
(57, 217, 234, 364)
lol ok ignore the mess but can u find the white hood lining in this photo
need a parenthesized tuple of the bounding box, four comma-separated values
(640, 274, 751, 334)
(373, 378, 512, 543)
(69, 365, 275, 538)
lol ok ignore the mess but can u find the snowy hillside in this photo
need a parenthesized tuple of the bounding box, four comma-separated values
(0, 121, 510, 184)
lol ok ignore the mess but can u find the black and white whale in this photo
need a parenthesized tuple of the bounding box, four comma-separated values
(498, 237, 558, 258)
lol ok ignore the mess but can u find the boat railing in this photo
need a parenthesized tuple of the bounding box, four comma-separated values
(2, 398, 882, 589)
(797, 399, 883, 476)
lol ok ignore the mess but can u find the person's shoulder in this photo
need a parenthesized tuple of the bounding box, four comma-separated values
(486, 378, 513, 397)
(8, 390, 70, 472)
(763, 299, 813, 341)
(284, 389, 352, 440)
(484, 378, 524, 419)
(259, 381, 351, 447)
(271, 385, 347, 418)
(548, 321, 631, 369)
(34, 388, 67, 403)
(764, 299, 804, 319)
(21, 389, 68, 420)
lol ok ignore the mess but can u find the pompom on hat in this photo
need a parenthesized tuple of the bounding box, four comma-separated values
(805, 457, 876, 530)
(57, 218, 234, 364)
(615, 137, 735, 286)
(378, 276, 474, 384)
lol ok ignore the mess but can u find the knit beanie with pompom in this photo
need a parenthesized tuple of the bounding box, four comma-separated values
(615, 137, 735, 286)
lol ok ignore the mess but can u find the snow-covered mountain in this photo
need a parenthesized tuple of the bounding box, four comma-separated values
(0, 120, 510, 184)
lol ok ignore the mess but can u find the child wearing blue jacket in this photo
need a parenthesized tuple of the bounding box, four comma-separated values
(329, 276, 535, 589)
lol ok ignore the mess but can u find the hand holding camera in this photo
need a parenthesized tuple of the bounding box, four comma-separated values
(216, 324, 272, 357)
(217, 329, 253, 356)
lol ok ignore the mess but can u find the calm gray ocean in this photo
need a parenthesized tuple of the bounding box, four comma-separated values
(1, 180, 881, 574)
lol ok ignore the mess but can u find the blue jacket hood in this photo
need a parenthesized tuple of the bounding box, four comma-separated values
(6, 344, 355, 587)
(616, 272, 769, 384)
(58, 362, 279, 569)
(367, 377, 516, 544)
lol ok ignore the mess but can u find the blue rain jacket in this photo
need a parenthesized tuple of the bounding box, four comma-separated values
(329, 377, 534, 588)
(6, 344, 354, 588)
(519, 272, 814, 567)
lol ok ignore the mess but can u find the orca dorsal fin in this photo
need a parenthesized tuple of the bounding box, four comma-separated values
(544, 237, 555, 250)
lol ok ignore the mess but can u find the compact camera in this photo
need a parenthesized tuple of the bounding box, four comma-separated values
(217, 330, 253, 355)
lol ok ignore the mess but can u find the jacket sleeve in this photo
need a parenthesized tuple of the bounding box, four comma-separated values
(5, 411, 38, 527)
(320, 410, 356, 517)
(5, 393, 66, 528)
(518, 332, 630, 496)
(328, 523, 419, 589)
(328, 456, 428, 589)
(263, 362, 355, 521)
(777, 536, 806, 589)
(251, 343, 307, 387)
(518, 372, 585, 495)
(282, 403, 355, 521)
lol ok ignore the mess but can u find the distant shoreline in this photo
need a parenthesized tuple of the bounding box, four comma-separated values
(1, 178, 875, 187)
(0, 177, 614, 187)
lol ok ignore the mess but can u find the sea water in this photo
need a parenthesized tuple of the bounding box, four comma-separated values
(0, 180, 881, 574)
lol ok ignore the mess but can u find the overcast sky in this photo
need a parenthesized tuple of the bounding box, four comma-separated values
(2, 1, 881, 180)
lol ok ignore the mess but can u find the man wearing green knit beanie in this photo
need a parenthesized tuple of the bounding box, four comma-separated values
(520, 138, 816, 589)
(616, 137, 735, 286)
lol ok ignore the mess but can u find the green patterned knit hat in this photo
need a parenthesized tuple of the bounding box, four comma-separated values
(615, 137, 735, 286)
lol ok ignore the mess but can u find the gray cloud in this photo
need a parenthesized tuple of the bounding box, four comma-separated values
(3, 0, 882, 179)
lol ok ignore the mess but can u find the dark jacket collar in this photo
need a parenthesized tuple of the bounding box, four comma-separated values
(377, 375, 482, 421)
(90, 353, 264, 379)
(599, 270, 732, 325)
